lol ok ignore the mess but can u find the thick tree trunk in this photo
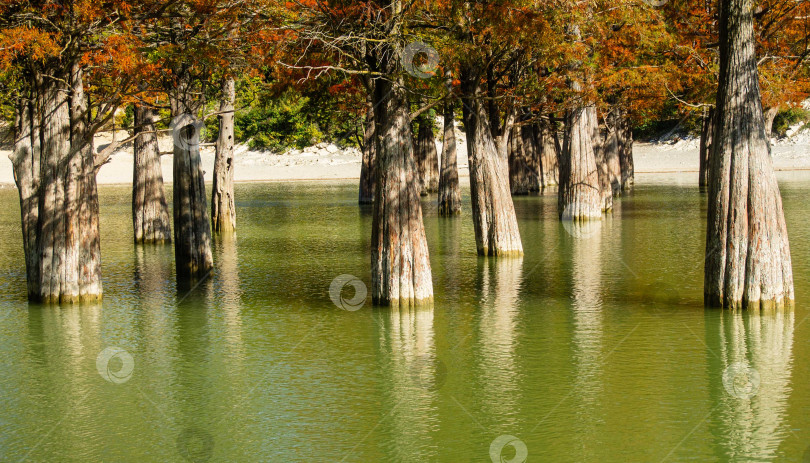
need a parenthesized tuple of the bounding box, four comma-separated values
(212, 77, 237, 233)
(618, 107, 635, 190)
(604, 109, 622, 195)
(13, 66, 103, 302)
(414, 114, 439, 195)
(704, 0, 794, 309)
(133, 105, 171, 243)
(537, 119, 559, 187)
(171, 102, 214, 283)
(371, 78, 434, 306)
(587, 106, 613, 211)
(559, 102, 602, 221)
(699, 106, 715, 189)
(508, 124, 541, 195)
(359, 95, 376, 205)
(438, 99, 461, 215)
(460, 67, 523, 256)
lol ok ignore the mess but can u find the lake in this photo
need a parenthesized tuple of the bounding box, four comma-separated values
(0, 174, 809, 462)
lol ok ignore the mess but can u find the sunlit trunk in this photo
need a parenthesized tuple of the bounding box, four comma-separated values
(212, 77, 237, 233)
(133, 105, 171, 243)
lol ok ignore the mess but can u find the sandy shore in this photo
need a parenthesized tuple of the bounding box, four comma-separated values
(2, 128, 810, 187)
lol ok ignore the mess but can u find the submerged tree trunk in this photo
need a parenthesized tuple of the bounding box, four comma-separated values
(704, 0, 794, 309)
(133, 105, 171, 243)
(359, 94, 376, 205)
(618, 107, 634, 190)
(371, 77, 434, 306)
(212, 77, 237, 233)
(587, 106, 613, 211)
(438, 97, 461, 215)
(460, 67, 523, 256)
(604, 109, 622, 195)
(508, 124, 541, 195)
(171, 94, 213, 283)
(699, 106, 715, 189)
(414, 114, 439, 195)
(559, 101, 602, 221)
(11, 66, 103, 302)
(537, 119, 559, 187)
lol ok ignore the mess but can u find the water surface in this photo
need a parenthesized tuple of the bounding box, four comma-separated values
(0, 174, 809, 462)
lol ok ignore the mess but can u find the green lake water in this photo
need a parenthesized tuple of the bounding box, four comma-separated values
(0, 174, 809, 462)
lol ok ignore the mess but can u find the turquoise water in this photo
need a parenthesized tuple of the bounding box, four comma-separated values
(0, 174, 809, 462)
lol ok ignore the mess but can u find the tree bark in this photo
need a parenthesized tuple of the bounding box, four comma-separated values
(212, 77, 237, 233)
(133, 105, 171, 243)
(618, 107, 635, 190)
(371, 77, 434, 306)
(359, 94, 376, 205)
(537, 119, 559, 187)
(764, 106, 778, 138)
(699, 106, 715, 189)
(438, 98, 461, 215)
(171, 96, 214, 283)
(604, 109, 622, 195)
(508, 124, 541, 195)
(704, 0, 794, 309)
(587, 106, 613, 211)
(414, 114, 439, 195)
(12, 65, 103, 302)
(460, 66, 523, 256)
(559, 101, 602, 221)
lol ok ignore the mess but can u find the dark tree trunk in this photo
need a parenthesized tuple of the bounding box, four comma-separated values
(460, 66, 523, 256)
(559, 101, 602, 220)
(133, 105, 171, 243)
(705, 0, 794, 309)
(604, 109, 622, 195)
(371, 77, 433, 306)
(414, 114, 439, 195)
(508, 124, 540, 195)
(537, 119, 559, 187)
(618, 107, 634, 190)
(212, 77, 237, 233)
(699, 106, 715, 189)
(587, 106, 613, 211)
(359, 94, 376, 205)
(11, 65, 103, 302)
(171, 91, 213, 283)
(438, 98, 461, 215)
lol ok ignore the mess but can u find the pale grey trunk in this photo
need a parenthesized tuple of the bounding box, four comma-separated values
(764, 106, 778, 138)
(508, 124, 540, 195)
(538, 119, 559, 187)
(704, 0, 794, 309)
(414, 115, 439, 195)
(587, 106, 612, 211)
(438, 99, 461, 215)
(460, 68, 523, 256)
(212, 77, 237, 233)
(604, 109, 622, 194)
(133, 105, 171, 243)
(371, 78, 434, 306)
(560, 102, 602, 221)
(11, 97, 40, 298)
(171, 98, 214, 283)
